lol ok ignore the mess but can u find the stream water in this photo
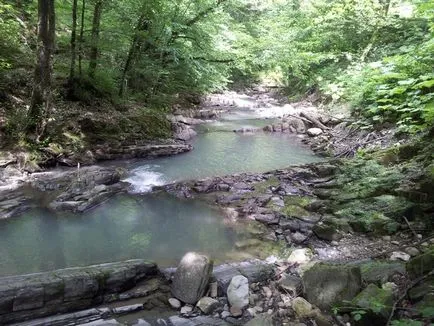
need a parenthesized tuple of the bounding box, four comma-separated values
(0, 94, 322, 277)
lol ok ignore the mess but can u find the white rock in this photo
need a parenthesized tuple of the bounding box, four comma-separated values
(180, 305, 193, 314)
(168, 297, 181, 309)
(288, 248, 313, 265)
(307, 128, 323, 137)
(227, 275, 249, 310)
(390, 251, 411, 261)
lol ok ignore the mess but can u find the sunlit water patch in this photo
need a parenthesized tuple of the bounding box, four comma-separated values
(0, 193, 274, 276)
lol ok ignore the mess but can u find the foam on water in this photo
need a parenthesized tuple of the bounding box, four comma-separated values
(123, 165, 166, 193)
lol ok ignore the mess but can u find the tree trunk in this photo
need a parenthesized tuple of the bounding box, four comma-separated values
(28, 0, 55, 137)
(78, 0, 85, 77)
(119, 14, 149, 97)
(68, 0, 78, 94)
(88, 0, 103, 78)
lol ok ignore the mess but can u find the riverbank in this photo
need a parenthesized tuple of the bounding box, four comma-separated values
(1, 90, 433, 325)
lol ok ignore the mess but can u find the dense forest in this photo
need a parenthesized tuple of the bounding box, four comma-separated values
(0, 1, 433, 325)
(0, 0, 433, 148)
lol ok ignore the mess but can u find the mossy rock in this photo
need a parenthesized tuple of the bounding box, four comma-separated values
(406, 248, 434, 279)
(351, 283, 394, 320)
(302, 263, 362, 309)
(346, 212, 399, 235)
(413, 293, 434, 319)
(360, 261, 405, 285)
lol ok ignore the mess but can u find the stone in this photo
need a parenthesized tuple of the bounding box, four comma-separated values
(171, 252, 213, 304)
(169, 297, 182, 309)
(244, 315, 273, 326)
(307, 128, 323, 137)
(227, 275, 249, 310)
(290, 232, 308, 244)
(196, 297, 220, 314)
(221, 311, 231, 319)
(288, 248, 313, 265)
(133, 320, 152, 326)
(278, 274, 303, 296)
(112, 304, 143, 315)
(313, 224, 342, 242)
(0, 260, 157, 325)
(406, 249, 434, 279)
(405, 247, 420, 257)
(169, 316, 196, 326)
(390, 251, 411, 262)
(351, 284, 394, 320)
(292, 297, 314, 318)
(360, 261, 405, 285)
(230, 306, 243, 317)
(302, 263, 362, 309)
(80, 319, 123, 325)
(180, 305, 193, 314)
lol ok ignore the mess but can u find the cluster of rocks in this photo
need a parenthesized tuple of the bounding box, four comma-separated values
(162, 162, 344, 249)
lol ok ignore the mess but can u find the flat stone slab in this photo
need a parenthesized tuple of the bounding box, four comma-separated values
(0, 260, 157, 324)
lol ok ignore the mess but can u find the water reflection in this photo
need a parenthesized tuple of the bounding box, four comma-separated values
(0, 193, 237, 276)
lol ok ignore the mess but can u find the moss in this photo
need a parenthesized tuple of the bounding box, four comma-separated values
(282, 204, 309, 217)
(252, 177, 279, 194)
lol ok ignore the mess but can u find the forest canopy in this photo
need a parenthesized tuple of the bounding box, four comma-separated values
(0, 0, 433, 139)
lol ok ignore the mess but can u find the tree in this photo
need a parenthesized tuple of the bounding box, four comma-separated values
(28, 0, 55, 137)
(68, 0, 78, 95)
(88, 0, 103, 78)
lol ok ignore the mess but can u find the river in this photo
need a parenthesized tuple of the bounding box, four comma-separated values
(0, 92, 322, 276)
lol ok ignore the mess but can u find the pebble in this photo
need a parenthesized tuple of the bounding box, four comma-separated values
(331, 241, 339, 246)
(180, 305, 193, 314)
(168, 298, 181, 309)
(382, 236, 391, 241)
(391, 241, 400, 245)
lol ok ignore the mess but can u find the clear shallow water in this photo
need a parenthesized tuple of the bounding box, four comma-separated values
(0, 193, 243, 276)
(126, 131, 322, 193)
(0, 105, 322, 277)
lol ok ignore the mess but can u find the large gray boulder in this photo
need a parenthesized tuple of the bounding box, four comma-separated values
(171, 252, 213, 304)
(302, 263, 362, 309)
(227, 275, 249, 310)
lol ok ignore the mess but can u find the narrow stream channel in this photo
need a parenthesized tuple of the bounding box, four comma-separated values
(0, 95, 323, 277)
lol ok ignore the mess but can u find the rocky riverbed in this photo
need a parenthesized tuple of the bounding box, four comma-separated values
(1, 90, 433, 325)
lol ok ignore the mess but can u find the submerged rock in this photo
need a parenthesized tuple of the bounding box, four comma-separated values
(171, 252, 213, 304)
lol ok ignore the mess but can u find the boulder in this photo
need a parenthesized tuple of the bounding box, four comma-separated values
(351, 284, 393, 320)
(406, 249, 434, 279)
(196, 297, 220, 314)
(307, 128, 323, 137)
(171, 252, 213, 304)
(278, 274, 303, 296)
(292, 297, 315, 318)
(227, 275, 249, 310)
(360, 261, 405, 285)
(302, 263, 362, 309)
